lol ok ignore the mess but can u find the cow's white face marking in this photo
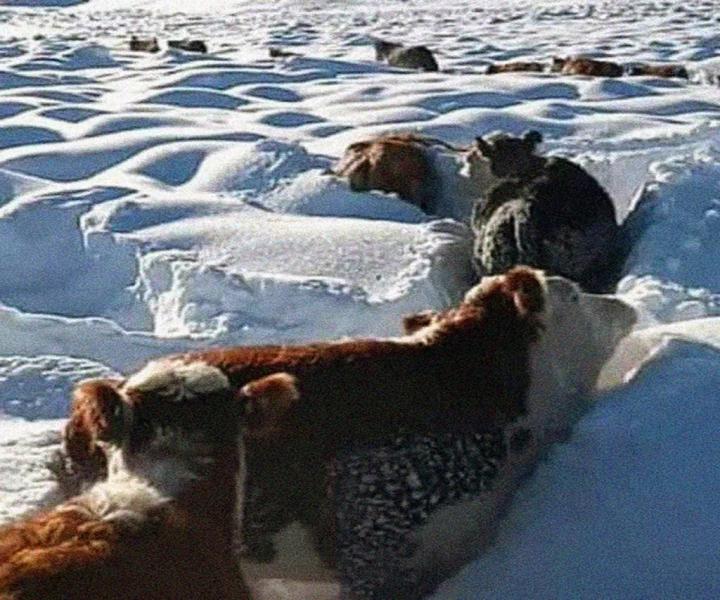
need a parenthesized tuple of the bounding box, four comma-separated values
(124, 359, 229, 402)
(524, 274, 636, 439)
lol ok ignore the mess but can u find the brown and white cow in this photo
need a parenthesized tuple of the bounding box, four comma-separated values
(0, 368, 297, 600)
(332, 132, 501, 220)
(54, 267, 636, 599)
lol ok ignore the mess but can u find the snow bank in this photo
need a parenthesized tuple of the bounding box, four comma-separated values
(434, 340, 720, 599)
(128, 214, 473, 341)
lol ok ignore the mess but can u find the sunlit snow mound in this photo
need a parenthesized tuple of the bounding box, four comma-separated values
(434, 340, 720, 599)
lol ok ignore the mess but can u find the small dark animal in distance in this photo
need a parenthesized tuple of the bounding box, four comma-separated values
(269, 46, 302, 58)
(626, 63, 688, 79)
(129, 35, 160, 53)
(552, 56, 623, 77)
(168, 40, 208, 54)
(486, 61, 545, 74)
(373, 38, 439, 72)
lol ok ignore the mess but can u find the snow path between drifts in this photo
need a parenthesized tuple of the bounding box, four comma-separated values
(1, 0, 720, 597)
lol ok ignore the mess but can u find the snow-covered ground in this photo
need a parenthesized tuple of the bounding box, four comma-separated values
(1, 0, 720, 597)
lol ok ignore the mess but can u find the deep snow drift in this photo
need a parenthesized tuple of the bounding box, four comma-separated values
(1, 0, 720, 597)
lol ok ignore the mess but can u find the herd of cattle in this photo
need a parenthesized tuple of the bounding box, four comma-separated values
(0, 31, 655, 600)
(334, 129, 624, 293)
(372, 40, 689, 79)
(126, 34, 691, 81)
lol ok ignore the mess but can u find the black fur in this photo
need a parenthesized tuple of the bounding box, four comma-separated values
(471, 131, 621, 292)
(239, 427, 513, 599)
(168, 40, 208, 54)
(373, 39, 439, 72)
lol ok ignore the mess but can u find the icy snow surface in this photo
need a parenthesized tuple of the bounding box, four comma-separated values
(1, 0, 720, 597)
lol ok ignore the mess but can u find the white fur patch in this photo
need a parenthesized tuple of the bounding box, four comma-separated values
(462, 150, 501, 197)
(124, 359, 230, 402)
(63, 447, 198, 526)
(522, 274, 636, 440)
(62, 468, 168, 527)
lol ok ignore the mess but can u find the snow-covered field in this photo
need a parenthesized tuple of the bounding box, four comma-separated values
(2, 0, 720, 597)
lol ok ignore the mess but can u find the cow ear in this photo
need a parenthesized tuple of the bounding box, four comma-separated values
(346, 140, 370, 153)
(523, 130, 542, 149)
(64, 379, 125, 467)
(74, 379, 125, 441)
(403, 310, 437, 334)
(239, 373, 299, 437)
(474, 136, 492, 156)
(505, 267, 545, 315)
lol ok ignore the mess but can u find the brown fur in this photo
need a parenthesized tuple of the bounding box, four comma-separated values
(189, 268, 543, 448)
(193, 267, 544, 564)
(239, 372, 300, 439)
(552, 56, 623, 77)
(56, 268, 546, 567)
(486, 61, 545, 74)
(1, 372, 298, 600)
(627, 63, 688, 79)
(402, 309, 437, 334)
(167, 40, 208, 54)
(58, 266, 546, 459)
(61, 379, 123, 488)
(0, 476, 249, 600)
(333, 134, 435, 212)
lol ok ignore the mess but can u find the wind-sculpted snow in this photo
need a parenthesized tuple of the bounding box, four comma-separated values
(612, 143, 720, 327)
(1, 0, 720, 597)
(0, 355, 116, 420)
(125, 217, 472, 339)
